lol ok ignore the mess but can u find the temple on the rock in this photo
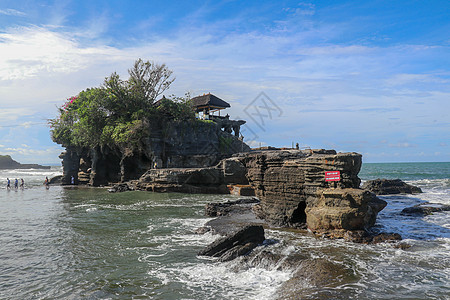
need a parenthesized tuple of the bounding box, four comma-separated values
(191, 93, 230, 119)
(191, 93, 245, 138)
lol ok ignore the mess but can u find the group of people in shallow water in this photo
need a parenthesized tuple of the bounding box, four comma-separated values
(6, 178, 24, 190)
(5, 176, 77, 190)
(6, 177, 51, 190)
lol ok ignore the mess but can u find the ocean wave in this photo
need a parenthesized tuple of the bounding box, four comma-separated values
(169, 261, 292, 300)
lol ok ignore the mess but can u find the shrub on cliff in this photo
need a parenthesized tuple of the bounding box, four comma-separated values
(49, 59, 195, 149)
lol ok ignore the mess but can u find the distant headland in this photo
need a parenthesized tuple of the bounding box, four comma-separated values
(0, 155, 51, 170)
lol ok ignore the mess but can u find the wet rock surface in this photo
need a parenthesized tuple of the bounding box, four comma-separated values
(204, 198, 260, 217)
(108, 182, 134, 193)
(342, 230, 402, 244)
(49, 175, 63, 185)
(276, 258, 358, 299)
(198, 225, 265, 262)
(199, 198, 267, 235)
(401, 203, 450, 216)
(362, 178, 422, 195)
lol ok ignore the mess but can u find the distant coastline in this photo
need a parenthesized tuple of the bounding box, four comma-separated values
(0, 155, 51, 170)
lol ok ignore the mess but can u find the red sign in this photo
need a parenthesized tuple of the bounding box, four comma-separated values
(325, 171, 340, 182)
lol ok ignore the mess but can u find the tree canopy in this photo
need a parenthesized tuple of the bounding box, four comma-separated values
(49, 59, 195, 149)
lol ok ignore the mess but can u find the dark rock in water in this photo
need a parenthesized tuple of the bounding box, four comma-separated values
(205, 198, 260, 217)
(198, 225, 265, 262)
(342, 230, 402, 244)
(343, 230, 373, 243)
(371, 232, 402, 244)
(49, 175, 63, 185)
(401, 203, 450, 216)
(276, 258, 358, 299)
(238, 250, 285, 271)
(201, 198, 268, 235)
(362, 178, 422, 195)
(394, 243, 412, 250)
(108, 183, 134, 193)
(194, 226, 212, 234)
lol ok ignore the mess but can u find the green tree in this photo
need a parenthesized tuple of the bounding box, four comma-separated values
(127, 59, 175, 104)
(49, 59, 195, 150)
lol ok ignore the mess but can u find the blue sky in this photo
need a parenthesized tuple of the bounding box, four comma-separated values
(0, 0, 449, 164)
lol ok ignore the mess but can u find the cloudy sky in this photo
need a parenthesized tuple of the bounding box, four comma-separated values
(0, 0, 449, 164)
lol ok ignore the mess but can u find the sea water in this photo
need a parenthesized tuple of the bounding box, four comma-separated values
(0, 163, 449, 299)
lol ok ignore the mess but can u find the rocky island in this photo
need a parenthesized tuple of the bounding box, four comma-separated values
(50, 59, 396, 252)
(0, 155, 50, 170)
(46, 59, 408, 297)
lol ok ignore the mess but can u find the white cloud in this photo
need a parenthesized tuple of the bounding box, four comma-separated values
(1, 146, 63, 164)
(0, 17, 448, 163)
(0, 26, 126, 81)
(0, 9, 26, 16)
(388, 142, 417, 148)
(0, 108, 34, 124)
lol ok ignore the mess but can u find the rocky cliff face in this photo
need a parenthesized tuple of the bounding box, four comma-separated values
(59, 121, 250, 186)
(238, 149, 386, 232)
(108, 148, 386, 234)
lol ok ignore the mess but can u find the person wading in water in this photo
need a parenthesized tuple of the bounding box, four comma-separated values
(44, 177, 49, 189)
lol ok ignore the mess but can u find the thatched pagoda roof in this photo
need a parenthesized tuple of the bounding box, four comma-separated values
(191, 93, 231, 112)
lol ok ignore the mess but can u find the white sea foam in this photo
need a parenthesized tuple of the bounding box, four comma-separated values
(166, 261, 293, 300)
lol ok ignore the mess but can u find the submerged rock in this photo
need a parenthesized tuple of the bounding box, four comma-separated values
(401, 203, 450, 216)
(343, 230, 402, 244)
(276, 258, 358, 299)
(362, 178, 422, 195)
(49, 175, 63, 185)
(108, 183, 134, 193)
(198, 225, 265, 262)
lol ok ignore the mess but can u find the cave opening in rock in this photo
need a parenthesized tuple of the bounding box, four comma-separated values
(291, 201, 307, 224)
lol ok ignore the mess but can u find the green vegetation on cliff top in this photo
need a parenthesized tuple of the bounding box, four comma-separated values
(49, 59, 195, 149)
